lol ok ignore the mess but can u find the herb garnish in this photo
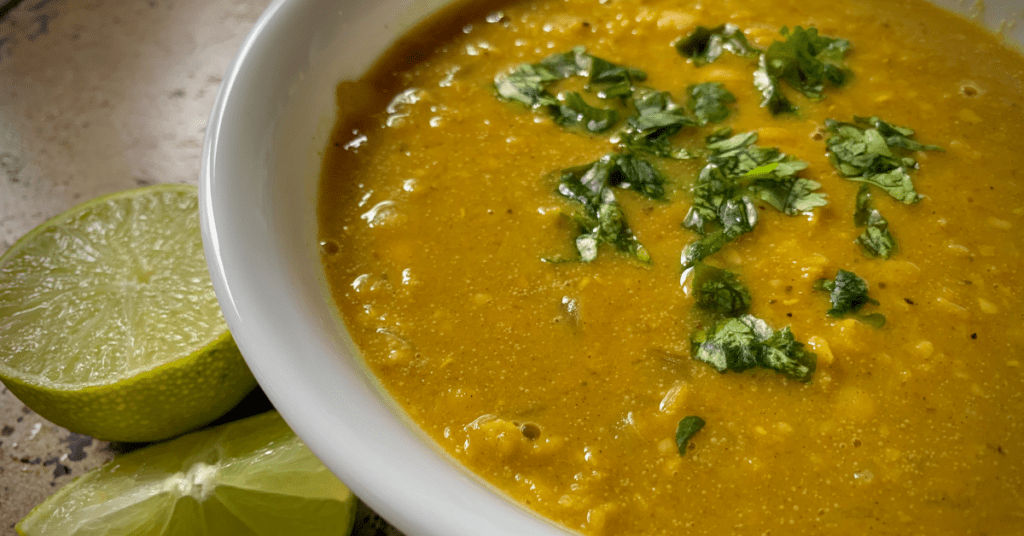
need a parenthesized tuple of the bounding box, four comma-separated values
(814, 269, 886, 328)
(824, 116, 943, 204)
(554, 92, 619, 133)
(753, 26, 851, 115)
(676, 416, 706, 456)
(674, 24, 759, 66)
(495, 46, 646, 129)
(853, 184, 897, 258)
(690, 263, 751, 317)
(556, 154, 666, 263)
(620, 89, 699, 158)
(681, 130, 825, 268)
(687, 82, 736, 125)
(676, 25, 851, 114)
(691, 314, 816, 382)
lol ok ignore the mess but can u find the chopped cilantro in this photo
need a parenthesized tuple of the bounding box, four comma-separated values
(690, 263, 751, 316)
(586, 54, 648, 99)
(676, 416, 706, 456)
(614, 153, 667, 199)
(687, 82, 736, 125)
(556, 154, 663, 263)
(534, 46, 648, 98)
(681, 130, 825, 268)
(495, 62, 562, 108)
(680, 214, 755, 269)
(814, 269, 886, 328)
(674, 24, 760, 66)
(495, 47, 646, 129)
(691, 314, 816, 381)
(854, 185, 898, 258)
(753, 26, 851, 114)
(824, 116, 943, 204)
(621, 89, 699, 158)
(554, 91, 619, 133)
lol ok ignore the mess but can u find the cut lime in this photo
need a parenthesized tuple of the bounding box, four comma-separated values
(0, 184, 255, 441)
(16, 411, 357, 536)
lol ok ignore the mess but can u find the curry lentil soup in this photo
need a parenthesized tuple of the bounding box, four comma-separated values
(318, 0, 1024, 533)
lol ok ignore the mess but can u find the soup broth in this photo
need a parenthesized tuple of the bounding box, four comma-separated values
(318, 0, 1024, 533)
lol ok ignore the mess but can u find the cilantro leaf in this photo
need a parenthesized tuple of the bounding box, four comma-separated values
(854, 184, 898, 259)
(681, 191, 758, 269)
(495, 47, 646, 129)
(495, 63, 562, 107)
(586, 54, 648, 99)
(554, 91, 619, 133)
(556, 154, 662, 263)
(750, 174, 826, 216)
(824, 116, 943, 204)
(704, 130, 767, 175)
(613, 153, 667, 199)
(690, 314, 816, 381)
(681, 130, 824, 268)
(814, 269, 886, 328)
(690, 263, 751, 316)
(687, 82, 736, 125)
(753, 54, 796, 115)
(534, 46, 649, 94)
(621, 89, 699, 158)
(753, 26, 851, 114)
(676, 416, 706, 456)
(682, 164, 736, 235)
(674, 24, 760, 66)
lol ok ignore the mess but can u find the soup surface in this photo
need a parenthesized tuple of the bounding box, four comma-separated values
(319, 0, 1024, 533)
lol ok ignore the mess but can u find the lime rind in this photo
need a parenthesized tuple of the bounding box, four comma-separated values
(16, 412, 357, 536)
(1, 331, 256, 442)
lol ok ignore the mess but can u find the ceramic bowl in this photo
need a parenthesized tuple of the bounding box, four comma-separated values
(199, 1, 1023, 535)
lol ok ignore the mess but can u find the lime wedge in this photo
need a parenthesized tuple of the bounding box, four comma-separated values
(16, 411, 357, 536)
(0, 184, 255, 441)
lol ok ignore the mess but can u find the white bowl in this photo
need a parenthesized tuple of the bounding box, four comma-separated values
(200, 1, 1023, 535)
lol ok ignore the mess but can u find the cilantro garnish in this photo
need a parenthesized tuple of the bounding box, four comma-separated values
(674, 24, 760, 66)
(690, 263, 751, 317)
(853, 185, 897, 259)
(554, 91, 619, 133)
(495, 63, 561, 108)
(753, 26, 851, 114)
(675, 25, 850, 114)
(681, 130, 825, 268)
(707, 130, 825, 215)
(814, 269, 886, 328)
(587, 54, 648, 99)
(495, 46, 646, 130)
(621, 89, 699, 158)
(824, 116, 943, 204)
(556, 154, 664, 263)
(687, 82, 736, 125)
(676, 416, 706, 456)
(691, 314, 816, 382)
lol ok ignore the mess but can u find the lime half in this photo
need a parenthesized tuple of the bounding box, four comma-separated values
(0, 184, 255, 441)
(16, 411, 357, 536)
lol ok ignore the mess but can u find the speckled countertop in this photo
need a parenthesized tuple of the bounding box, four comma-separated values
(0, 1, 401, 534)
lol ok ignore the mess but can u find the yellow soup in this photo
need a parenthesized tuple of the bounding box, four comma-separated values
(318, 0, 1024, 533)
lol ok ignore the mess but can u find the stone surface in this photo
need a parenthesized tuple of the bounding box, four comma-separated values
(0, 1, 404, 534)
